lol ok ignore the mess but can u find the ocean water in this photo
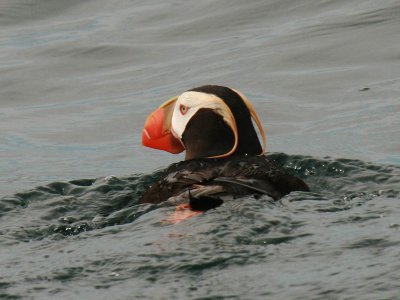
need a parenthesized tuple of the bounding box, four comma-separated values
(1, 0, 399, 299)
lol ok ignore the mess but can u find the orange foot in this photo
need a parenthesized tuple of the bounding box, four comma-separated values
(162, 204, 203, 225)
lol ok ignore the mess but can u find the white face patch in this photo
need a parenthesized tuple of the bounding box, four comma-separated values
(170, 91, 234, 140)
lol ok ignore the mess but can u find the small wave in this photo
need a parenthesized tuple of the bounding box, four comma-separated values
(0, 0, 82, 26)
(1, 153, 399, 245)
(0, 172, 162, 244)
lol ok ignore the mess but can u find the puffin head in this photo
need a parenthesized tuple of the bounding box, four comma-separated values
(142, 85, 266, 160)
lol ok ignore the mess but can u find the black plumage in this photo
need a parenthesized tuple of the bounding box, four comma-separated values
(140, 155, 309, 208)
(141, 85, 310, 210)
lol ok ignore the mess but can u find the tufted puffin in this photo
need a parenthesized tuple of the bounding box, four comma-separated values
(140, 85, 309, 214)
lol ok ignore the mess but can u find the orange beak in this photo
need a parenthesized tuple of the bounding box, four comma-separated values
(142, 97, 185, 154)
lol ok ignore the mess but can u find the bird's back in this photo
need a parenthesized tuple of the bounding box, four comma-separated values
(140, 155, 309, 206)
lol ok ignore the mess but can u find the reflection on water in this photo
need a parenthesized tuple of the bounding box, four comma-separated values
(1, 0, 399, 197)
(1, 0, 400, 298)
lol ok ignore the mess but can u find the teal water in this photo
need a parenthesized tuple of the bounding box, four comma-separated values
(1, 0, 400, 299)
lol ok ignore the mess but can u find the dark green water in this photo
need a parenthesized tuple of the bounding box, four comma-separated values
(1, 154, 400, 299)
(1, 0, 400, 299)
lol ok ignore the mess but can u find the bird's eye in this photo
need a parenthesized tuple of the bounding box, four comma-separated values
(179, 104, 188, 115)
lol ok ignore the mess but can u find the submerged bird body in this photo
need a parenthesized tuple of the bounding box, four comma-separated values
(140, 85, 309, 210)
(141, 155, 309, 208)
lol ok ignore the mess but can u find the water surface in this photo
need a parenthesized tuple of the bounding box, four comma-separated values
(1, 0, 400, 299)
